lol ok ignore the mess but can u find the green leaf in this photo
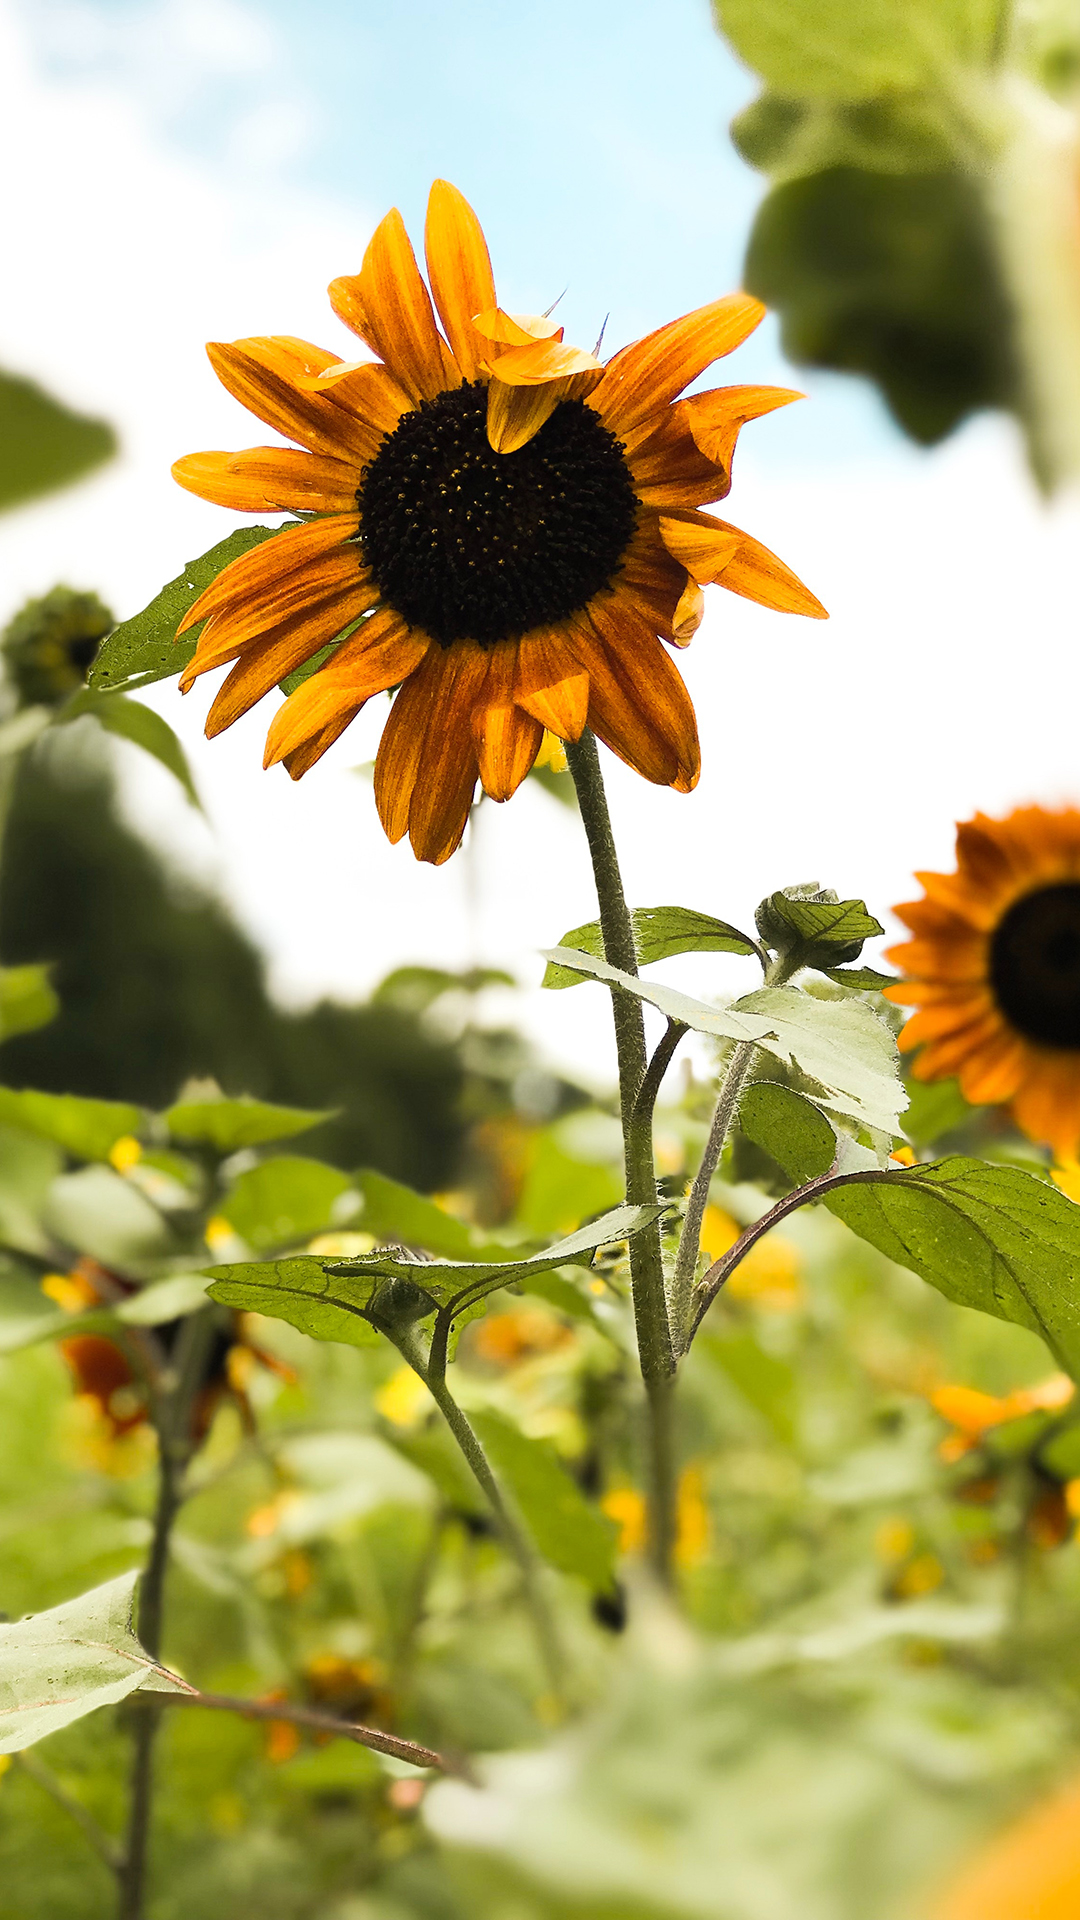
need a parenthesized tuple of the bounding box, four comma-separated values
(754, 885, 883, 966)
(544, 949, 906, 1134)
(61, 691, 202, 809)
(222, 1156, 356, 1254)
(714, 0, 1000, 101)
(739, 1081, 838, 1183)
(45, 1165, 173, 1273)
(824, 966, 896, 990)
(731, 90, 955, 182)
(734, 986, 906, 1135)
(702, 1328, 799, 1445)
(205, 1202, 666, 1341)
(164, 1093, 336, 1152)
(744, 166, 1018, 447)
(0, 1125, 61, 1258)
(0, 369, 116, 514)
(355, 1168, 512, 1262)
(739, 1086, 1080, 1382)
(372, 965, 515, 1014)
(0, 964, 58, 1042)
(470, 1410, 617, 1588)
(543, 907, 757, 989)
(0, 1086, 143, 1161)
(87, 527, 284, 694)
(204, 1256, 384, 1348)
(0, 1573, 189, 1753)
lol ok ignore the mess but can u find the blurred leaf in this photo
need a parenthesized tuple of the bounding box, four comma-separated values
(44, 1164, 173, 1273)
(0, 1125, 61, 1257)
(543, 906, 757, 989)
(61, 691, 202, 809)
(471, 1410, 617, 1588)
(0, 370, 116, 514)
(740, 1085, 1080, 1380)
(0, 964, 58, 1043)
(715, 0, 998, 98)
(87, 527, 284, 694)
(744, 166, 1018, 446)
(903, 1075, 978, 1145)
(755, 885, 883, 966)
(115, 1272, 209, 1323)
(515, 1120, 624, 1237)
(0, 1086, 143, 1161)
(164, 1093, 336, 1152)
(702, 1328, 799, 1445)
(221, 1155, 356, 1254)
(372, 965, 515, 1015)
(205, 1203, 666, 1340)
(732, 89, 954, 180)
(0, 1572, 188, 1753)
(355, 1167, 512, 1261)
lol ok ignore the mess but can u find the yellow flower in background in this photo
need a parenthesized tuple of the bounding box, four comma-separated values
(931, 1772, 1080, 1919)
(886, 806, 1080, 1159)
(174, 179, 825, 863)
(374, 1365, 434, 1428)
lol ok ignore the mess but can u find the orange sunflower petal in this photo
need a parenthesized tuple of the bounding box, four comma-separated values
(206, 339, 373, 462)
(472, 646, 544, 801)
(658, 512, 742, 586)
(264, 611, 430, 767)
(679, 384, 802, 470)
(664, 512, 827, 618)
(203, 584, 375, 735)
(374, 645, 486, 862)
(329, 208, 456, 404)
(571, 606, 700, 792)
(172, 448, 360, 515)
(424, 179, 497, 383)
(591, 293, 765, 435)
(178, 515, 361, 636)
(514, 627, 590, 739)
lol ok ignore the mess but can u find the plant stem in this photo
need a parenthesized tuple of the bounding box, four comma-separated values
(147, 1688, 462, 1776)
(117, 1306, 222, 1920)
(669, 954, 798, 1354)
(390, 1325, 566, 1700)
(16, 1749, 123, 1875)
(564, 730, 676, 1582)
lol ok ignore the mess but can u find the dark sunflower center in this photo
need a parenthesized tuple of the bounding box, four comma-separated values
(989, 883, 1080, 1048)
(357, 380, 638, 647)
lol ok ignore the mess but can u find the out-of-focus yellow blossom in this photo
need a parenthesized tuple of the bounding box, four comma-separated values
(932, 1772, 1080, 1918)
(675, 1464, 710, 1567)
(108, 1134, 143, 1173)
(874, 1517, 916, 1563)
(930, 1375, 1074, 1462)
(375, 1366, 434, 1428)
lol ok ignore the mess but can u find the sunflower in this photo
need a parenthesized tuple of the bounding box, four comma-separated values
(885, 806, 1080, 1157)
(173, 181, 825, 864)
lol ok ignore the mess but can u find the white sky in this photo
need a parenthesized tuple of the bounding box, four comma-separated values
(2, 0, 1079, 1079)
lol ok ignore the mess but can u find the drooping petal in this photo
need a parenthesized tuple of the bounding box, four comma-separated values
(658, 512, 742, 586)
(202, 585, 375, 734)
(662, 510, 827, 617)
(485, 339, 604, 453)
(424, 180, 498, 382)
(329, 208, 456, 404)
(590, 294, 765, 435)
(297, 360, 412, 461)
(472, 308, 563, 347)
(672, 578, 705, 645)
(679, 385, 802, 470)
(178, 514, 360, 635)
(206, 338, 373, 461)
(570, 605, 700, 792)
(264, 609, 430, 767)
(172, 447, 360, 514)
(471, 646, 544, 801)
(514, 626, 590, 739)
(625, 412, 726, 509)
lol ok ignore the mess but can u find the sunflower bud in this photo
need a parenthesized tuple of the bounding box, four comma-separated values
(755, 883, 882, 970)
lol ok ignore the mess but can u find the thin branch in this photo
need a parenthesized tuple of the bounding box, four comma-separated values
(149, 1687, 468, 1778)
(15, 1748, 123, 1876)
(687, 1161, 900, 1339)
(632, 1019, 688, 1130)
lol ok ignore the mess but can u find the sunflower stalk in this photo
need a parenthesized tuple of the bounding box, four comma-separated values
(117, 1306, 223, 1920)
(564, 730, 677, 1583)
(388, 1322, 567, 1701)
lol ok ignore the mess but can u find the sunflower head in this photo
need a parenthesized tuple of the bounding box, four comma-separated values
(173, 180, 825, 863)
(885, 805, 1080, 1158)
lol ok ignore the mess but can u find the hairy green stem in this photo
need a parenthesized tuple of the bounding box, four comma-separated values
(390, 1324, 566, 1699)
(669, 954, 797, 1354)
(117, 1306, 222, 1920)
(564, 730, 676, 1581)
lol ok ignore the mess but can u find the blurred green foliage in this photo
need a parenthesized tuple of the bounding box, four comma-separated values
(0, 374, 116, 515)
